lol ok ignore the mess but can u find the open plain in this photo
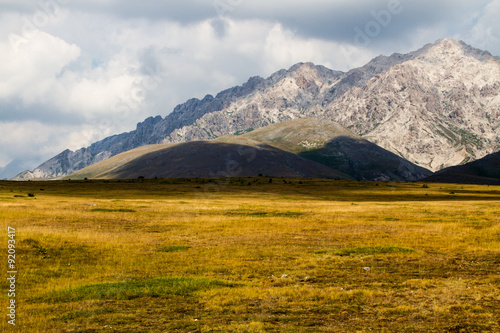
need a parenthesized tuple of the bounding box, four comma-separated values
(0, 178, 499, 332)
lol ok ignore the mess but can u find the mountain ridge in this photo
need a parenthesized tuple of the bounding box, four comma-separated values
(13, 38, 500, 180)
(64, 118, 430, 181)
(322, 38, 500, 171)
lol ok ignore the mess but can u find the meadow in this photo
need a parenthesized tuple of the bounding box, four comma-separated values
(0, 178, 499, 332)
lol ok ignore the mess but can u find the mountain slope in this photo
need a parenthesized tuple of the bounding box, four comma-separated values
(423, 151, 500, 185)
(14, 38, 500, 180)
(323, 39, 500, 171)
(64, 141, 353, 180)
(162, 55, 421, 144)
(219, 118, 432, 181)
(66, 119, 430, 181)
(13, 65, 341, 180)
(13, 49, 417, 180)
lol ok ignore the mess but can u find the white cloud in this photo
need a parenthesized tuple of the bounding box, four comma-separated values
(0, 120, 72, 168)
(262, 23, 374, 73)
(466, 0, 500, 55)
(0, 30, 80, 103)
(0, 1, 498, 178)
(0, 13, 377, 177)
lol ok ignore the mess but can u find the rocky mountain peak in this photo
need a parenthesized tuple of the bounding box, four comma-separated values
(416, 38, 497, 65)
(407, 38, 500, 91)
(288, 62, 316, 72)
(323, 39, 500, 172)
(12, 39, 500, 180)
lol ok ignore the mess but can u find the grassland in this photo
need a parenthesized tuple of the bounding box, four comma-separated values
(0, 178, 499, 332)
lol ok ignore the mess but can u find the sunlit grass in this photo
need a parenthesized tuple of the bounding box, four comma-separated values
(0, 178, 499, 332)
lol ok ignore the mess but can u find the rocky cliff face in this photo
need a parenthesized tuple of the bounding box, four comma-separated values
(323, 39, 500, 171)
(13, 39, 500, 179)
(162, 55, 418, 144)
(164, 39, 500, 172)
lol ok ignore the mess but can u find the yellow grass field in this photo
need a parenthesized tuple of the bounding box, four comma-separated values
(0, 178, 499, 332)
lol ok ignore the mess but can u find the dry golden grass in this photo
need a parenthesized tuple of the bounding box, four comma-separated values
(0, 178, 499, 332)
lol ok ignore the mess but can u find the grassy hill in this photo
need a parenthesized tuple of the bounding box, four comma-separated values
(65, 140, 352, 180)
(230, 118, 432, 181)
(62, 144, 174, 180)
(65, 118, 431, 181)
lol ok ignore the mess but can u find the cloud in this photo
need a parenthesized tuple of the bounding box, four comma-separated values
(261, 23, 374, 73)
(0, 11, 373, 177)
(466, 0, 500, 55)
(0, 120, 77, 169)
(0, 0, 498, 178)
(0, 118, 124, 173)
(0, 30, 80, 102)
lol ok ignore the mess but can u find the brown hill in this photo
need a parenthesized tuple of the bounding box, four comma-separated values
(223, 118, 432, 181)
(423, 151, 500, 185)
(65, 141, 352, 180)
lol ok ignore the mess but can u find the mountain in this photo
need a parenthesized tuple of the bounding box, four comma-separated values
(220, 118, 431, 181)
(65, 118, 430, 181)
(0, 160, 28, 180)
(423, 151, 500, 185)
(63, 141, 353, 180)
(13, 39, 500, 180)
(323, 39, 500, 171)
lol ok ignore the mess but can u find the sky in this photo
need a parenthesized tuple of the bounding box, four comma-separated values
(0, 0, 499, 179)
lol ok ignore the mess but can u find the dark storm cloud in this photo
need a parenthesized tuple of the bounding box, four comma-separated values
(229, 0, 492, 47)
(4, 0, 492, 48)
(56, 0, 493, 52)
(69, 0, 216, 22)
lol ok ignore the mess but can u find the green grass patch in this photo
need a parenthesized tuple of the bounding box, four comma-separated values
(274, 211, 304, 217)
(384, 217, 401, 221)
(228, 210, 304, 217)
(34, 277, 236, 303)
(90, 208, 136, 212)
(58, 308, 116, 322)
(234, 128, 254, 136)
(157, 245, 191, 253)
(247, 211, 269, 217)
